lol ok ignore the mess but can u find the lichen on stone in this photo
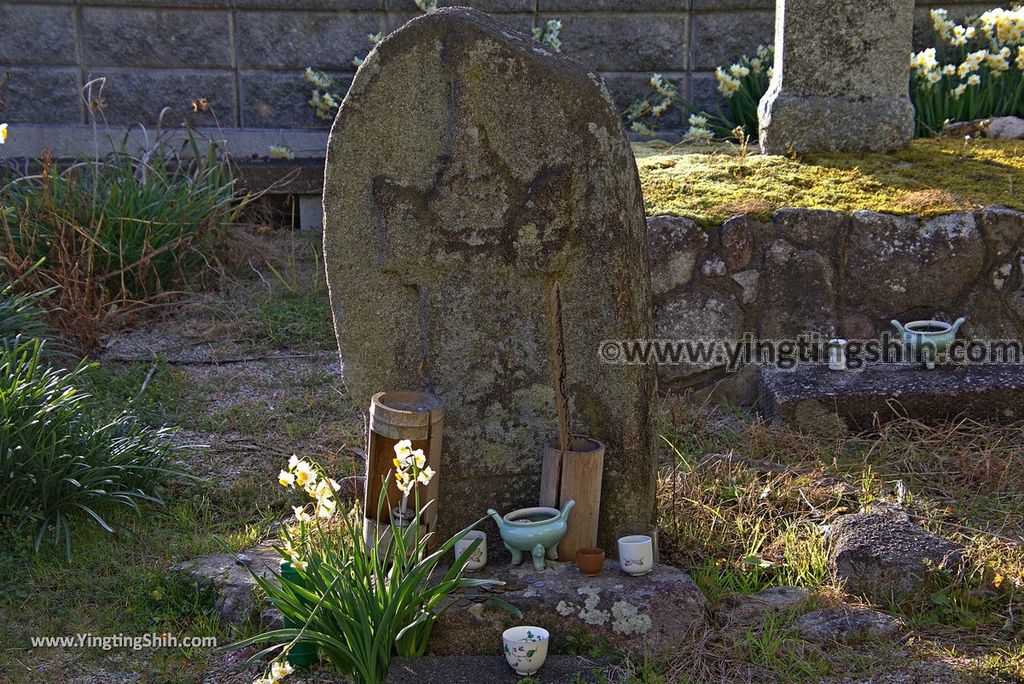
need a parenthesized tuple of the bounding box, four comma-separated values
(575, 587, 610, 626)
(611, 600, 652, 636)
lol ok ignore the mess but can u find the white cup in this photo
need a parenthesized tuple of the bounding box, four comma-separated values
(454, 530, 487, 571)
(502, 625, 549, 676)
(618, 534, 654, 576)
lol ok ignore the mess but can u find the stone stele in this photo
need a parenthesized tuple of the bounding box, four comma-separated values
(758, 0, 916, 154)
(323, 7, 656, 549)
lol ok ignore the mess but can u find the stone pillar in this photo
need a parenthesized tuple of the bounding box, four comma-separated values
(758, 0, 916, 154)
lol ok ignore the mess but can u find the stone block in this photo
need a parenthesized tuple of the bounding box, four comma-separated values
(387, 655, 607, 683)
(236, 11, 385, 69)
(552, 13, 688, 71)
(540, 0, 687, 9)
(689, 10, 773, 70)
(387, 10, 534, 32)
(758, 239, 835, 339)
(827, 510, 965, 602)
(841, 211, 984, 317)
(80, 8, 232, 68)
(240, 71, 351, 129)
(688, 70, 727, 115)
(0, 4, 77, 65)
(759, 0, 915, 153)
(388, 0, 533, 11)
(0, 67, 81, 124)
(81, 0, 231, 6)
(647, 215, 708, 300)
(796, 607, 904, 644)
(298, 194, 324, 230)
(655, 289, 745, 382)
(238, 0, 379, 9)
(759, 363, 1024, 434)
(431, 561, 706, 657)
(691, 0, 773, 8)
(85, 69, 234, 126)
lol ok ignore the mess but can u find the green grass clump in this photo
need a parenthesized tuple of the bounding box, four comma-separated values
(0, 338, 186, 558)
(0, 274, 52, 347)
(636, 138, 1024, 227)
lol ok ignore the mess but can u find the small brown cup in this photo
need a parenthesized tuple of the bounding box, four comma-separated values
(575, 547, 605, 576)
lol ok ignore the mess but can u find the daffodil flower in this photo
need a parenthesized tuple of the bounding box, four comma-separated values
(278, 470, 295, 488)
(0, 123, 7, 144)
(288, 455, 300, 469)
(270, 660, 294, 682)
(293, 505, 312, 522)
(316, 497, 337, 518)
(412, 449, 427, 469)
(417, 466, 435, 486)
(293, 460, 314, 487)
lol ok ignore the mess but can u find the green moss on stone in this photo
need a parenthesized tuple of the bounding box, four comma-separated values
(635, 138, 1024, 227)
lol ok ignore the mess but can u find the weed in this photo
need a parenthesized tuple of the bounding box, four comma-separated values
(0, 338, 188, 558)
(0, 129, 244, 349)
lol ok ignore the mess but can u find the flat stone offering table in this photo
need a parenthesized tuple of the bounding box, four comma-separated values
(429, 560, 706, 657)
(386, 655, 607, 683)
(759, 363, 1024, 435)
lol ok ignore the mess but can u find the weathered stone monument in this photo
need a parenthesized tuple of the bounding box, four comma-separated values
(758, 0, 916, 154)
(323, 8, 656, 551)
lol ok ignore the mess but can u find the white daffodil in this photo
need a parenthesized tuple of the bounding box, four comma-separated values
(268, 145, 294, 160)
(942, 64, 957, 75)
(316, 496, 337, 519)
(0, 123, 7, 144)
(411, 449, 427, 469)
(293, 505, 312, 522)
(689, 114, 709, 128)
(270, 660, 294, 682)
(291, 559, 307, 572)
(288, 455, 300, 469)
(417, 465, 435, 486)
(728, 63, 750, 79)
(630, 121, 655, 136)
(293, 460, 315, 487)
(967, 73, 982, 86)
(278, 469, 295, 488)
(651, 99, 671, 117)
(926, 71, 942, 85)
(952, 83, 968, 99)
(684, 126, 714, 143)
(395, 469, 414, 495)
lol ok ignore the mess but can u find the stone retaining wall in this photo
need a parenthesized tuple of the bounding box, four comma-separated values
(650, 206, 1024, 387)
(0, 0, 995, 132)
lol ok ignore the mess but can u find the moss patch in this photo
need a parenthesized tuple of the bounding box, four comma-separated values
(635, 138, 1024, 227)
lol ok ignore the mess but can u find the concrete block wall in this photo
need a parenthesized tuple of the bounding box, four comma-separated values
(0, 0, 1003, 132)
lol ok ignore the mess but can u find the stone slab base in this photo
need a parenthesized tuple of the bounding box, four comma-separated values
(430, 559, 706, 657)
(758, 93, 915, 154)
(759, 363, 1024, 435)
(386, 655, 607, 683)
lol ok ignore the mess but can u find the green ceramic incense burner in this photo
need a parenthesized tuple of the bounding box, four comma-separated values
(487, 500, 575, 570)
(891, 317, 965, 369)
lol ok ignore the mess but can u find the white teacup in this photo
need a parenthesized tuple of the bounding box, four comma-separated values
(618, 534, 654, 576)
(502, 625, 549, 676)
(454, 530, 487, 571)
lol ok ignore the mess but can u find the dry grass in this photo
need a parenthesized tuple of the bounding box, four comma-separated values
(651, 399, 1024, 683)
